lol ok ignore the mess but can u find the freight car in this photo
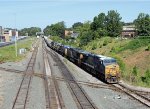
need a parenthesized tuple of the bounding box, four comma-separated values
(44, 38, 120, 83)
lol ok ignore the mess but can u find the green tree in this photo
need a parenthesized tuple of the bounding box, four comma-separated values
(19, 27, 41, 36)
(44, 21, 65, 37)
(72, 22, 83, 29)
(79, 30, 93, 47)
(76, 21, 93, 46)
(76, 21, 91, 37)
(106, 10, 122, 37)
(91, 13, 107, 37)
(134, 13, 150, 36)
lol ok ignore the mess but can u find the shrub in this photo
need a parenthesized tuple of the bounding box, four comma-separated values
(121, 38, 150, 51)
(132, 66, 138, 76)
(138, 36, 150, 39)
(103, 40, 108, 46)
(145, 45, 150, 51)
(110, 47, 116, 52)
(112, 55, 125, 72)
(145, 69, 150, 84)
(92, 43, 97, 50)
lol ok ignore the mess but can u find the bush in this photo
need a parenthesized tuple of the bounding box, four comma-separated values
(145, 45, 150, 51)
(112, 55, 125, 72)
(121, 38, 150, 51)
(138, 36, 150, 39)
(103, 40, 108, 46)
(91, 43, 97, 50)
(132, 66, 138, 76)
(145, 69, 150, 84)
(110, 47, 116, 52)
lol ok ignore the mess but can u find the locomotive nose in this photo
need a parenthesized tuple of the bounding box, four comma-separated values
(106, 64, 119, 74)
(105, 64, 120, 83)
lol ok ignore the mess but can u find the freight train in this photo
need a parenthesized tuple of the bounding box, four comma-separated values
(44, 38, 120, 83)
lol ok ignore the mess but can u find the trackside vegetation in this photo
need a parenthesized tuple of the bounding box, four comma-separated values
(0, 37, 35, 63)
(50, 36, 150, 87)
(45, 10, 150, 87)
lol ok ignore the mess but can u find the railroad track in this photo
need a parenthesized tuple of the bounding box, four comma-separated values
(42, 40, 65, 109)
(0, 66, 114, 90)
(45, 42, 98, 109)
(12, 40, 39, 109)
(44, 39, 150, 108)
(0, 67, 24, 74)
(135, 90, 150, 101)
(112, 83, 150, 107)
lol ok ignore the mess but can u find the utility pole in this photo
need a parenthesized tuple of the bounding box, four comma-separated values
(15, 32, 17, 57)
(14, 13, 17, 57)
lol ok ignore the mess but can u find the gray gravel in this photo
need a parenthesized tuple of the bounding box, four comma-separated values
(34, 39, 44, 74)
(82, 85, 149, 109)
(0, 71, 23, 109)
(25, 38, 46, 109)
(25, 76, 46, 109)
(58, 53, 149, 109)
(58, 81, 78, 109)
(46, 47, 64, 79)
(46, 46, 79, 109)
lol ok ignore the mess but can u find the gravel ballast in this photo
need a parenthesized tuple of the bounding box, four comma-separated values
(57, 53, 149, 109)
(0, 71, 23, 109)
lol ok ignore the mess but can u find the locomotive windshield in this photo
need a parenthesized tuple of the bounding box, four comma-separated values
(103, 59, 117, 64)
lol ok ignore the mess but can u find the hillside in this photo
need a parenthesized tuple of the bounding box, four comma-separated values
(50, 36, 150, 87)
(83, 37, 150, 87)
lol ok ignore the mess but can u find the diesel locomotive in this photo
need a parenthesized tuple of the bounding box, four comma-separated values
(44, 38, 120, 83)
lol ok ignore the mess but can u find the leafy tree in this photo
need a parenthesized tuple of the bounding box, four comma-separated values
(91, 13, 107, 37)
(72, 22, 83, 29)
(19, 27, 41, 36)
(106, 10, 122, 37)
(91, 16, 99, 30)
(79, 30, 93, 47)
(134, 13, 150, 36)
(76, 21, 93, 46)
(44, 21, 65, 37)
(76, 21, 91, 37)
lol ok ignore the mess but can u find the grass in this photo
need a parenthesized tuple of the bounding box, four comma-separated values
(0, 37, 35, 63)
(89, 37, 150, 87)
(50, 36, 150, 87)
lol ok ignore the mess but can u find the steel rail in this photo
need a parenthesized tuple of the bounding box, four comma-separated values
(45, 43, 99, 109)
(12, 40, 39, 109)
(112, 83, 150, 107)
(42, 40, 64, 109)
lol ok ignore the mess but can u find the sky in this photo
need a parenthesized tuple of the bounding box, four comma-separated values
(0, 0, 150, 30)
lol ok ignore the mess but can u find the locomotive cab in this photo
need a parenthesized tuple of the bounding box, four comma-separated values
(103, 58, 120, 83)
(95, 55, 120, 83)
